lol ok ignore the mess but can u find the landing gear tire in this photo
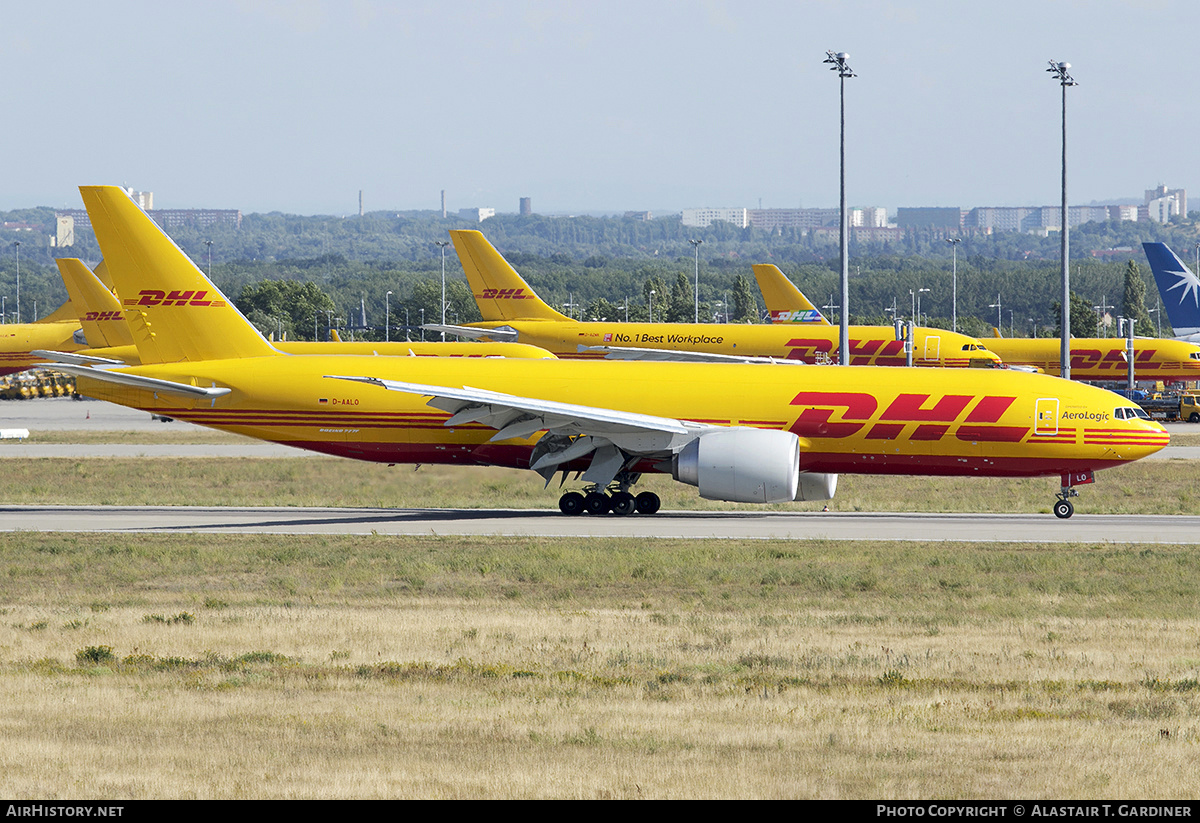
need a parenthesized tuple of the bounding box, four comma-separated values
(635, 491, 661, 515)
(1053, 499, 1074, 519)
(584, 492, 610, 515)
(559, 492, 585, 516)
(608, 492, 636, 516)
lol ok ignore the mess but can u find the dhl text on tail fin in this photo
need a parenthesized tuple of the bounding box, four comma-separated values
(752, 264, 831, 325)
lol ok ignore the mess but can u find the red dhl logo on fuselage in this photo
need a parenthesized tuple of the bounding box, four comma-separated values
(123, 290, 226, 307)
(476, 288, 534, 300)
(1069, 348, 1168, 371)
(83, 311, 123, 321)
(786, 338, 918, 366)
(790, 391, 1027, 441)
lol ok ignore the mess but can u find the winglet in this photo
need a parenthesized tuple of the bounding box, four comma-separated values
(1144, 242, 1200, 337)
(450, 230, 572, 322)
(79, 186, 278, 363)
(751, 264, 831, 325)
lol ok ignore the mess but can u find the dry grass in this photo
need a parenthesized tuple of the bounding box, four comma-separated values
(0, 456, 1197, 515)
(2, 533, 1200, 798)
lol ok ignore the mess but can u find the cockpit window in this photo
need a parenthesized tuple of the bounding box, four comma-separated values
(1115, 406, 1150, 420)
(1190, 352, 1200, 360)
(960, 344, 987, 351)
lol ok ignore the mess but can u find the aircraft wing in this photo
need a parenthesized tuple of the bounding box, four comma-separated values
(326, 374, 710, 485)
(577, 345, 803, 365)
(421, 323, 519, 342)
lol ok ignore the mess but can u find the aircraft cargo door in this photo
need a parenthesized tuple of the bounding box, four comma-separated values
(924, 335, 940, 363)
(1034, 398, 1059, 436)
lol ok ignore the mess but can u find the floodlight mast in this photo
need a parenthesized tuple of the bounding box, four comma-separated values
(825, 50, 855, 365)
(1047, 59, 1078, 379)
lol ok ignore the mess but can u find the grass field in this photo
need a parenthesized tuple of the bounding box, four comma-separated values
(0, 454, 1197, 515)
(3, 437, 1200, 797)
(2, 532, 1200, 799)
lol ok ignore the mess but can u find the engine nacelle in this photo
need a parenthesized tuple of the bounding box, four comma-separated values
(796, 471, 837, 501)
(672, 428, 799, 503)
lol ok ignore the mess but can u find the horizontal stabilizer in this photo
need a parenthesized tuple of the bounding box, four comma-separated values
(31, 349, 128, 366)
(421, 323, 519, 342)
(53, 364, 231, 398)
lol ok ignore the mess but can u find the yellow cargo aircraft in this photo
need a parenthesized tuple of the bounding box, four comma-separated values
(52, 257, 556, 365)
(0, 292, 87, 376)
(52, 186, 1168, 519)
(431, 232, 1003, 368)
(754, 261, 1200, 384)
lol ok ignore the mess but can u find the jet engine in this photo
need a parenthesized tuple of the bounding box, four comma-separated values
(796, 471, 837, 501)
(672, 428, 800, 503)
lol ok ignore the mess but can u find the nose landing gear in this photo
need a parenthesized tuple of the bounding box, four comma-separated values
(1053, 470, 1094, 519)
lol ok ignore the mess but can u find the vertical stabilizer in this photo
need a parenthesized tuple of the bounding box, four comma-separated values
(449, 230, 572, 322)
(751, 264, 831, 325)
(1144, 242, 1200, 337)
(79, 186, 277, 363)
(56, 258, 134, 348)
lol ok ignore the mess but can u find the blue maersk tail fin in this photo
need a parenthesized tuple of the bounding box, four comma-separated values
(1144, 242, 1200, 337)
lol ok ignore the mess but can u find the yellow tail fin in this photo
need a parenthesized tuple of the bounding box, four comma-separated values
(449, 230, 572, 322)
(34, 298, 78, 324)
(56, 258, 134, 348)
(751, 264, 831, 325)
(79, 186, 277, 363)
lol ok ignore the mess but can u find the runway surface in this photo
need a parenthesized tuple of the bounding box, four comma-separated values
(4, 504, 1199, 542)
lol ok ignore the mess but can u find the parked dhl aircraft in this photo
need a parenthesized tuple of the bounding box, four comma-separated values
(0, 289, 88, 376)
(428, 232, 1003, 368)
(755, 263, 1200, 383)
(752, 263, 835, 325)
(52, 257, 556, 365)
(50, 186, 1168, 519)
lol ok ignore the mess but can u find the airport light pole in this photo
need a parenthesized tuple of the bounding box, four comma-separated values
(205, 239, 213, 276)
(435, 241, 450, 341)
(689, 239, 703, 323)
(946, 238, 961, 332)
(649, 290, 655, 323)
(825, 50, 855, 364)
(917, 288, 930, 326)
(989, 294, 1002, 331)
(1048, 59, 1078, 379)
(12, 241, 19, 324)
(385, 290, 392, 342)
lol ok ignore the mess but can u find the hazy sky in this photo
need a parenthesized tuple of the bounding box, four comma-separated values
(3, 0, 1196, 215)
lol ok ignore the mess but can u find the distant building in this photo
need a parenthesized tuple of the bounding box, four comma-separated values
(519, 197, 532, 216)
(849, 207, 888, 228)
(129, 191, 153, 210)
(682, 207, 748, 229)
(56, 216, 74, 248)
(746, 208, 838, 231)
(896, 207, 962, 230)
(623, 211, 652, 221)
(458, 207, 495, 223)
(1145, 185, 1186, 223)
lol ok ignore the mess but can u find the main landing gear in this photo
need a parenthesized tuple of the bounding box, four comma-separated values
(1053, 470, 1094, 519)
(558, 482, 661, 516)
